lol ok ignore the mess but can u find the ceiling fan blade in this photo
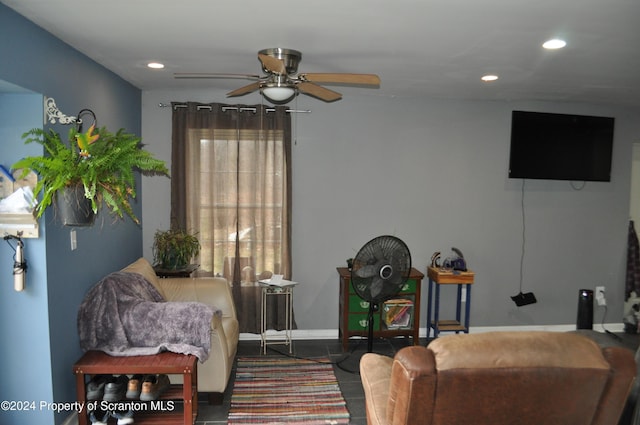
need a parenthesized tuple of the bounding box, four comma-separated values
(174, 72, 260, 80)
(300, 73, 381, 87)
(227, 82, 261, 97)
(258, 53, 287, 75)
(297, 81, 342, 102)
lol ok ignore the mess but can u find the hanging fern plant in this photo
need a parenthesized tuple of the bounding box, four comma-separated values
(12, 125, 169, 225)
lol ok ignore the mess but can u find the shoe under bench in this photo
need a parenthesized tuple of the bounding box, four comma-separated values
(73, 350, 198, 425)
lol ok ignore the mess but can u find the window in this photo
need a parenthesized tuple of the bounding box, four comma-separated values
(189, 130, 287, 283)
(171, 103, 292, 333)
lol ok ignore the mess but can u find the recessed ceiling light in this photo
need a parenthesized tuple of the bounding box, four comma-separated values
(542, 39, 567, 50)
(481, 74, 499, 82)
(147, 62, 165, 69)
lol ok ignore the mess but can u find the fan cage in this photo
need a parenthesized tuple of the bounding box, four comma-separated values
(351, 235, 412, 304)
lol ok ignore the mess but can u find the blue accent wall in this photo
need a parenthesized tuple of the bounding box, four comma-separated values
(0, 4, 143, 424)
(0, 92, 52, 424)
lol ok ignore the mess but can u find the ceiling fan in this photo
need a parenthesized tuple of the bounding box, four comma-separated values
(174, 48, 381, 104)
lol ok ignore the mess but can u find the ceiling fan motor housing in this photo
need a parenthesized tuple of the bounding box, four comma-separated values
(258, 48, 302, 75)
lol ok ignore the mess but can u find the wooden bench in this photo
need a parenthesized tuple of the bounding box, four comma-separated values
(73, 350, 197, 425)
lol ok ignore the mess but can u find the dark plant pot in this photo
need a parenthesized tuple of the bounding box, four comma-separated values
(55, 185, 96, 226)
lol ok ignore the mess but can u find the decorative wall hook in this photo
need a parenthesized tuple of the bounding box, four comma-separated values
(44, 97, 98, 129)
(75, 109, 97, 132)
(3, 234, 27, 292)
(44, 96, 77, 125)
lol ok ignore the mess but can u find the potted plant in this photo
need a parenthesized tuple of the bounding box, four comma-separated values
(12, 125, 169, 225)
(152, 228, 201, 270)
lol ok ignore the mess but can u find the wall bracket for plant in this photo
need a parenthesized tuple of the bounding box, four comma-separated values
(44, 96, 77, 125)
(44, 97, 97, 130)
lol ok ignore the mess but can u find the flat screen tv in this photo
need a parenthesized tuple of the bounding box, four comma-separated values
(508, 110, 615, 182)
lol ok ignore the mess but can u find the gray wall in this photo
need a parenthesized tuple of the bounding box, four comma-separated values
(142, 89, 640, 332)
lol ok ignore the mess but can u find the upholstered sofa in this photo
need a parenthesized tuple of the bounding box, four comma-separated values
(122, 257, 239, 403)
(360, 331, 636, 425)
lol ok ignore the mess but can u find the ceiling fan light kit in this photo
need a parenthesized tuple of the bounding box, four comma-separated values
(175, 47, 380, 104)
(261, 83, 296, 104)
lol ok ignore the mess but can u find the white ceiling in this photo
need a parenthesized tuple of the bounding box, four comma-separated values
(3, 0, 640, 107)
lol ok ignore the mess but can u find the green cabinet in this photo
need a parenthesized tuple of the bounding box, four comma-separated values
(337, 267, 423, 350)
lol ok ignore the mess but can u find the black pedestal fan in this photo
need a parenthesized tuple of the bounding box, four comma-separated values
(351, 235, 412, 352)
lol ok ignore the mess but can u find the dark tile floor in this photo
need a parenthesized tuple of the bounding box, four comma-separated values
(574, 329, 640, 351)
(194, 337, 419, 425)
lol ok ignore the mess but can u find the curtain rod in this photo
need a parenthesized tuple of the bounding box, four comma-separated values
(157, 103, 311, 114)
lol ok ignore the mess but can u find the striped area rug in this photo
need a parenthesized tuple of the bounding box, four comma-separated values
(227, 357, 350, 424)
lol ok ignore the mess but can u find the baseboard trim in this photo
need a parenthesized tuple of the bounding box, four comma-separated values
(239, 323, 626, 341)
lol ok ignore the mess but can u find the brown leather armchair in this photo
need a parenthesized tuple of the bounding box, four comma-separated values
(360, 331, 636, 425)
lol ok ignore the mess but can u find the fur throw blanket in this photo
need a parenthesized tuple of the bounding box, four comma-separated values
(78, 271, 218, 362)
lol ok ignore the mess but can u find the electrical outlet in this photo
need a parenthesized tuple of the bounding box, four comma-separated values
(595, 286, 606, 306)
(70, 229, 77, 251)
